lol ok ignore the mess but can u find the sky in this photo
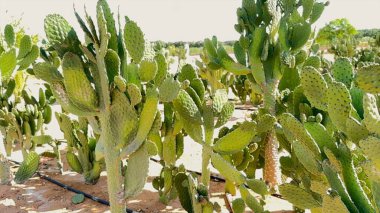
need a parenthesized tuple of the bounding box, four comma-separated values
(1, 0, 380, 42)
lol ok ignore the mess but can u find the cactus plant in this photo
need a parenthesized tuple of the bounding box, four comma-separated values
(33, 1, 163, 211)
(56, 112, 103, 184)
(202, 0, 327, 190)
(0, 23, 55, 183)
(276, 58, 380, 212)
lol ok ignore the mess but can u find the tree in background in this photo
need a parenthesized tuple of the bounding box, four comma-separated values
(316, 18, 358, 57)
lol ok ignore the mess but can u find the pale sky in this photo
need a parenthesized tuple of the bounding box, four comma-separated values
(1, 0, 380, 42)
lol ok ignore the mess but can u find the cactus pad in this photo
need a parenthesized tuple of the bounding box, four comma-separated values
(0, 48, 17, 79)
(359, 136, 380, 169)
(363, 93, 380, 136)
(213, 122, 256, 154)
(332, 57, 353, 88)
(124, 142, 149, 198)
(66, 152, 83, 174)
(215, 102, 234, 128)
(356, 64, 380, 93)
(14, 152, 40, 184)
(62, 52, 99, 112)
(211, 152, 245, 184)
(279, 184, 321, 209)
(173, 89, 202, 125)
(326, 82, 351, 131)
(159, 77, 180, 102)
(138, 59, 157, 82)
(300, 66, 328, 111)
(124, 20, 145, 63)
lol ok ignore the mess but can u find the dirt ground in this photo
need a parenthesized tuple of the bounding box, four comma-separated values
(0, 151, 231, 213)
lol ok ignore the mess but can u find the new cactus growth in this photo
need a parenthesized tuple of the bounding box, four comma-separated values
(56, 112, 103, 184)
(34, 1, 161, 211)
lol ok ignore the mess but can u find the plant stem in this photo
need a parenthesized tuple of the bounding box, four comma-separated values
(262, 80, 281, 189)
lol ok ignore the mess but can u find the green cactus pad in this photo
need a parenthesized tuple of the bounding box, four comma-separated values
(159, 77, 180, 102)
(105, 49, 120, 84)
(190, 78, 205, 101)
(66, 152, 83, 174)
(303, 56, 321, 69)
(303, 122, 337, 153)
(363, 93, 380, 136)
(173, 89, 202, 125)
(332, 57, 353, 88)
(215, 102, 234, 128)
(239, 185, 264, 213)
(234, 41, 246, 65)
(279, 184, 321, 209)
(178, 64, 197, 83)
(110, 90, 138, 148)
(33, 62, 63, 83)
(279, 113, 321, 158)
(0, 48, 17, 79)
(127, 87, 159, 152)
(14, 152, 40, 184)
(17, 35, 32, 59)
(310, 180, 328, 195)
(114, 75, 127, 92)
(289, 22, 311, 50)
(221, 59, 251, 75)
(4, 24, 15, 46)
(44, 14, 71, 45)
(126, 83, 142, 106)
(309, 2, 325, 24)
(302, 0, 315, 19)
(97, 0, 117, 51)
(211, 152, 245, 184)
(212, 89, 228, 114)
(213, 121, 256, 154)
(124, 142, 149, 198)
(154, 53, 168, 85)
(256, 114, 276, 133)
(359, 136, 380, 169)
(71, 193, 85, 204)
(345, 117, 369, 144)
(293, 141, 322, 175)
(62, 52, 99, 112)
(356, 64, 380, 93)
(246, 179, 269, 197)
(124, 20, 145, 63)
(300, 66, 328, 111)
(17, 45, 39, 70)
(138, 59, 157, 82)
(322, 194, 349, 213)
(326, 82, 351, 131)
(232, 198, 246, 213)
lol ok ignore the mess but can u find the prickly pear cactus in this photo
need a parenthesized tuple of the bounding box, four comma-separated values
(35, 1, 162, 211)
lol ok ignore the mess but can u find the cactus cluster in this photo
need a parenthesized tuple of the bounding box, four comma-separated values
(31, 0, 166, 211)
(275, 56, 380, 212)
(201, 0, 327, 190)
(56, 112, 103, 184)
(0, 24, 55, 184)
